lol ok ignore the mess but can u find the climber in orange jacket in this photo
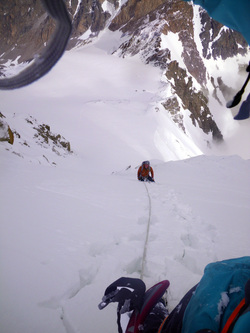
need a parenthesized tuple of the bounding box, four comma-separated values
(137, 161, 154, 182)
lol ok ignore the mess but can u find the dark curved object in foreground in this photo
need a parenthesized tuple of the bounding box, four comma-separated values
(0, 0, 72, 90)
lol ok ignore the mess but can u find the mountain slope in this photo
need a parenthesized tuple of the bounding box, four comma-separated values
(0, 42, 250, 333)
(1, 0, 250, 146)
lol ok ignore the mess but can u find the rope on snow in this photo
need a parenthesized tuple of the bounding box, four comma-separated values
(140, 182, 152, 280)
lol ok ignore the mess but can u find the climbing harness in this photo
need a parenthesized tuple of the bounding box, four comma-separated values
(0, 0, 72, 90)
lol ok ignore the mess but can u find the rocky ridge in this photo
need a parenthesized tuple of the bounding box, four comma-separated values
(0, 111, 72, 164)
(0, 0, 249, 146)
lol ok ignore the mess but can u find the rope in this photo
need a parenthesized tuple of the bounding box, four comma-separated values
(140, 182, 152, 280)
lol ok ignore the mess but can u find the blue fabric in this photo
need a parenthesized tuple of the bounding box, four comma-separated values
(234, 93, 250, 120)
(160, 284, 198, 333)
(232, 312, 250, 333)
(183, 0, 250, 45)
(182, 257, 250, 333)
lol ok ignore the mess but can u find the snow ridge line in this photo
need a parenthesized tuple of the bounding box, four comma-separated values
(140, 182, 152, 280)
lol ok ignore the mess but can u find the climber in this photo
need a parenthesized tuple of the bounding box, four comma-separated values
(99, 256, 250, 333)
(137, 161, 155, 182)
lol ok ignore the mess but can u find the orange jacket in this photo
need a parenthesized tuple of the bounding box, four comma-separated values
(137, 165, 154, 179)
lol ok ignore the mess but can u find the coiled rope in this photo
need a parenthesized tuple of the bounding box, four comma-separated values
(140, 182, 152, 280)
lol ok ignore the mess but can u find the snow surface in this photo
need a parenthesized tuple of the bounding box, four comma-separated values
(0, 35, 250, 333)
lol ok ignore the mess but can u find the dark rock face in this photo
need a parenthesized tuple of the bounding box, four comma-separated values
(199, 10, 248, 60)
(0, 0, 54, 63)
(0, 0, 112, 63)
(165, 61, 223, 141)
(70, 0, 110, 37)
(0, 112, 14, 144)
(0, 0, 249, 143)
(107, 0, 227, 140)
(109, 0, 167, 32)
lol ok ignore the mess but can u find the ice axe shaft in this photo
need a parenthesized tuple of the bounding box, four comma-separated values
(227, 71, 250, 108)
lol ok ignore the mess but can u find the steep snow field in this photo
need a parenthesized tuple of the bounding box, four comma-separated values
(0, 40, 250, 333)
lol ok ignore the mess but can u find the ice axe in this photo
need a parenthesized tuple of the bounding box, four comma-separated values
(226, 63, 250, 108)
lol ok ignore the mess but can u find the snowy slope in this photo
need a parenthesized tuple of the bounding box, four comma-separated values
(0, 41, 250, 333)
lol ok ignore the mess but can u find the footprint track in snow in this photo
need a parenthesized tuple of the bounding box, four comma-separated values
(141, 185, 218, 277)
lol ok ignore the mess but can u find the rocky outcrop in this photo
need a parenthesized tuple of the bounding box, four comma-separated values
(0, 112, 14, 144)
(1, 0, 248, 70)
(0, 0, 114, 64)
(27, 116, 72, 154)
(199, 10, 248, 60)
(68, 0, 111, 47)
(1, 0, 249, 144)
(109, 0, 167, 32)
(165, 61, 223, 141)
(0, 1, 54, 64)
(0, 111, 72, 158)
(108, 0, 227, 140)
(109, 1, 248, 84)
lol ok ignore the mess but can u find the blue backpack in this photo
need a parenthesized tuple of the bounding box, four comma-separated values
(182, 257, 250, 333)
(99, 258, 250, 333)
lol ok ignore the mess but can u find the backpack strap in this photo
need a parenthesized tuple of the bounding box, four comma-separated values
(158, 315, 169, 333)
(221, 298, 246, 333)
